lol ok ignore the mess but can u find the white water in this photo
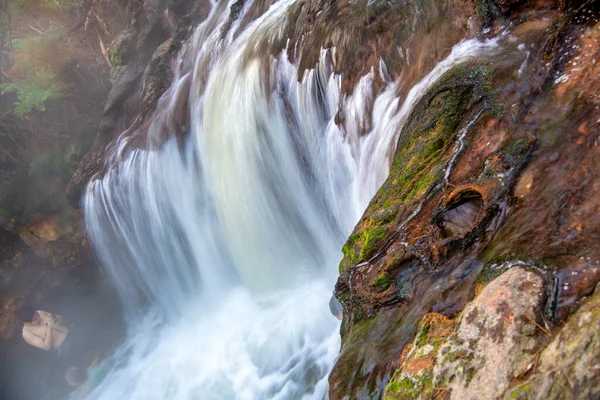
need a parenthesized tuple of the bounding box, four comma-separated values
(81, 0, 502, 397)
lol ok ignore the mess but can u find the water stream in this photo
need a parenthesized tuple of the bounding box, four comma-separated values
(81, 0, 503, 398)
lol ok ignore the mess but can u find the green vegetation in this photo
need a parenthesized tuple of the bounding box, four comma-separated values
(464, 367, 476, 387)
(2, 68, 61, 118)
(109, 30, 136, 68)
(0, 23, 65, 118)
(384, 371, 434, 400)
(508, 383, 533, 399)
(371, 272, 391, 290)
(110, 48, 123, 67)
(340, 218, 387, 270)
(339, 62, 499, 273)
(416, 322, 431, 346)
(384, 314, 458, 399)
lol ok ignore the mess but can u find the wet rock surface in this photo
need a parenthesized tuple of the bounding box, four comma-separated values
(437, 194, 483, 238)
(1, 0, 597, 398)
(330, 1, 600, 398)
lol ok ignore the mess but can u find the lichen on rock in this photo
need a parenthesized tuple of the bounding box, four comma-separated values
(505, 282, 600, 400)
(384, 313, 457, 400)
(431, 267, 549, 400)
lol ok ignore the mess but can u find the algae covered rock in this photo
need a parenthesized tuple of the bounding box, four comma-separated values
(384, 313, 457, 400)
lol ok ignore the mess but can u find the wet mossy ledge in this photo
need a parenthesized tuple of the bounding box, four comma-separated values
(339, 62, 497, 273)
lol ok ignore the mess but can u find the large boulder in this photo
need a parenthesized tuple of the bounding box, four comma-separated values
(431, 267, 548, 399)
(383, 266, 550, 400)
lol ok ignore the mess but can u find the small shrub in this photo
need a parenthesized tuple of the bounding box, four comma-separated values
(2, 68, 61, 118)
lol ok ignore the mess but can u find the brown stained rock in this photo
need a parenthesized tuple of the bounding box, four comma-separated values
(504, 283, 600, 400)
(437, 193, 484, 238)
(285, 0, 476, 97)
(554, 21, 600, 105)
(333, 2, 598, 399)
(484, 19, 600, 320)
(431, 267, 548, 400)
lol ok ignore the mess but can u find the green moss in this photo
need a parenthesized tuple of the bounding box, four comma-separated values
(371, 272, 391, 290)
(339, 62, 498, 274)
(360, 227, 386, 259)
(508, 382, 533, 399)
(110, 48, 123, 67)
(384, 370, 434, 400)
(416, 323, 431, 347)
(109, 30, 136, 68)
(464, 367, 476, 387)
(340, 219, 387, 271)
(342, 234, 359, 256)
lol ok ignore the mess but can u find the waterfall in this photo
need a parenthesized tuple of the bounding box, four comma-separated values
(81, 0, 502, 397)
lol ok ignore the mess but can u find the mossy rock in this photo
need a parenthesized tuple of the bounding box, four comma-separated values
(384, 313, 456, 400)
(339, 62, 495, 273)
(502, 283, 600, 399)
(109, 29, 137, 69)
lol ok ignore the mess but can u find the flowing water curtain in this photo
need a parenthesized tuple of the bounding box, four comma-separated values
(86, 0, 360, 315)
(83, 0, 352, 395)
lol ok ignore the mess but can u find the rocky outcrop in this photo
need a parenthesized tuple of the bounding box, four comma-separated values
(384, 266, 550, 400)
(382, 268, 600, 400)
(3, 0, 596, 398)
(433, 267, 548, 400)
(330, 0, 600, 398)
(66, 0, 204, 208)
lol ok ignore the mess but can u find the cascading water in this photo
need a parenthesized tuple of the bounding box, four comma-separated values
(81, 0, 504, 397)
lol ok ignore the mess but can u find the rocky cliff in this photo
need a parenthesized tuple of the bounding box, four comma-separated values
(326, 0, 600, 398)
